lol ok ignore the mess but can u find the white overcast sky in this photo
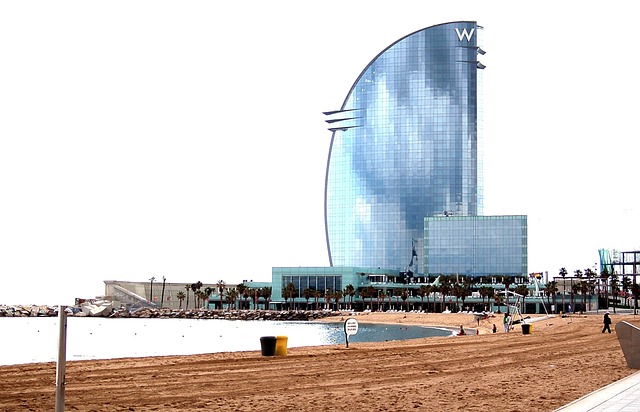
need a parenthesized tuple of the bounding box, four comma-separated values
(1, 1, 638, 305)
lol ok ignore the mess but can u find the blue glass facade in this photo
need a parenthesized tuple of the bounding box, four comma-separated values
(424, 216, 527, 277)
(325, 21, 483, 271)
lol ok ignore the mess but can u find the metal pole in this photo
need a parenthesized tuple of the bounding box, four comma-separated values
(55, 305, 68, 412)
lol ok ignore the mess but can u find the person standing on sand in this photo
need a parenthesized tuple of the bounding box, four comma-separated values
(602, 312, 612, 333)
(503, 312, 511, 333)
(492, 324, 497, 333)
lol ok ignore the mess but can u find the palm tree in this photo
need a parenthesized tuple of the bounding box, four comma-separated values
(177, 291, 186, 309)
(630, 282, 640, 315)
(418, 285, 429, 312)
(459, 286, 470, 312)
(379, 290, 388, 312)
(559, 267, 568, 313)
(184, 284, 191, 309)
(610, 272, 619, 314)
(191, 281, 203, 308)
(622, 276, 632, 308)
(494, 293, 503, 313)
(430, 285, 440, 312)
(236, 283, 247, 309)
(572, 270, 583, 312)
(260, 286, 272, 310)
(544, 281, 558, 308)
(204, 287, 213, 309)
(282, 286, 291, 309)
(303, 288, 313, 310)
(424, 285, 434, 313)
(313, 289, 323, 310)
(324, 290, 332, 310)
(600, 267, 611, 311)
(579, 281, 589, 313)
(359, 287, 370, 311)
(439, 276, 453, 311)
(478, 286, 492, 311)
(334, 290, 343, 311)
(584, 268, 597, 311)
(216, 280, 226, 310)
(249, 288, 259, 309)
(514, 284, 528, 314)
(344, 284, 355, 310)
(285, 282, 297, 310)
(570, 283, 580, 312)
(400, 289, 409, 311)
(502, 275, 513, 313)
(452, 284, 463, 312)
(225, 288, 238, 309)
(366, 286, 375, 311)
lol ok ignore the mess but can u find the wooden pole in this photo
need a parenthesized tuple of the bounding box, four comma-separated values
(55, 305, 68, 412)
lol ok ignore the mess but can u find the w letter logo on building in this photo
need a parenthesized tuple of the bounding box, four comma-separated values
(455, 28, 475, 41)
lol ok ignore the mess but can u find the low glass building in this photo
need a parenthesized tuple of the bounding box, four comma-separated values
(424, 215, 527, 277)
(271, 267, 395, 304)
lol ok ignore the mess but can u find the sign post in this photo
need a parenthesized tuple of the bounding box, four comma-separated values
(55, 305, 67, 412)
(344, 318, 359, 348)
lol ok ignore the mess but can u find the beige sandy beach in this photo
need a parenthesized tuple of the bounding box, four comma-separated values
(0, 311, 638, 411)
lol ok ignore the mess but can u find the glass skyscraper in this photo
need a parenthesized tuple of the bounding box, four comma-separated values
(324, 21, 484, 272)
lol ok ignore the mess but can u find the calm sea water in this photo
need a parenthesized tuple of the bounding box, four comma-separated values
(0, 317, 454, 366)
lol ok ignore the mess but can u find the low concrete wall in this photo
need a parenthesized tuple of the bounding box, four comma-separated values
(616, 321, 640, 369)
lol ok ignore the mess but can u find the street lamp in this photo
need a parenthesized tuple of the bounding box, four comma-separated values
(594, 263, 599, 313)
(160, 276, 166, 308)
(149, 276, 155, 303)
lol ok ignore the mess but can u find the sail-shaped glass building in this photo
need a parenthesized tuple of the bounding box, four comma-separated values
(324, 21, 485, 272)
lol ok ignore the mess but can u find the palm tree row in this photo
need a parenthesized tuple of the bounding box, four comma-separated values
(173, 280, 273, 311)
(553, 266, 640, 315)
(170, 269, 640, 315)
(278, 275, 515, 313)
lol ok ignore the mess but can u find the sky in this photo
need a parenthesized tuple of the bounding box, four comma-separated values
(1, 1, 638, 305)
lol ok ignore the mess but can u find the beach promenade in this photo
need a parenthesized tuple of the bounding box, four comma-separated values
(555, 370, 640, 411)
(0, 311, 638, 411)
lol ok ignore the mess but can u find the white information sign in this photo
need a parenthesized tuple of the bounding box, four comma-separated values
(344, 318, 359, 348)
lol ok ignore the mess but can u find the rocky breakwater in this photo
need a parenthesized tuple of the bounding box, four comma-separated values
(112, 308, 343, 321)
(0, 301, 120, 317)
(0, 304, 345, 322)
(0, 304, 59, 317)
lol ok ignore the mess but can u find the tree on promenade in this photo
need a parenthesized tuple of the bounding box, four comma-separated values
(344, 284, 355, 310)
(503, 275, 513, 313)
(544, 281, 558, 308)
(177, 291, 185, 309)
(184, 284, 191, 309)
(631, 282, 640, 315)
(418, 285, 429, 312)
(303, 288, 313, 310)
(559, 268, 568, 313)
(514, 284, 528, 314)
(313, 289, 322, 310)
(610, 273, 619, 314)
(204, 287, 214, 309)
(216, 280, 226, 311)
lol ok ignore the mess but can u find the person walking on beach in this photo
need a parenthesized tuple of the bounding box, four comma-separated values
(602, 312, 612, 333)
(492, 324, 497, 333)
(503, 312, 511, 333)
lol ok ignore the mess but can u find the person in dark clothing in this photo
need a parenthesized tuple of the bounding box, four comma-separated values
(602, 312, 612, 333)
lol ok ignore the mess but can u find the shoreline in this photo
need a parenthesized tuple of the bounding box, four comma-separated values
(1, 312, 638, 411)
